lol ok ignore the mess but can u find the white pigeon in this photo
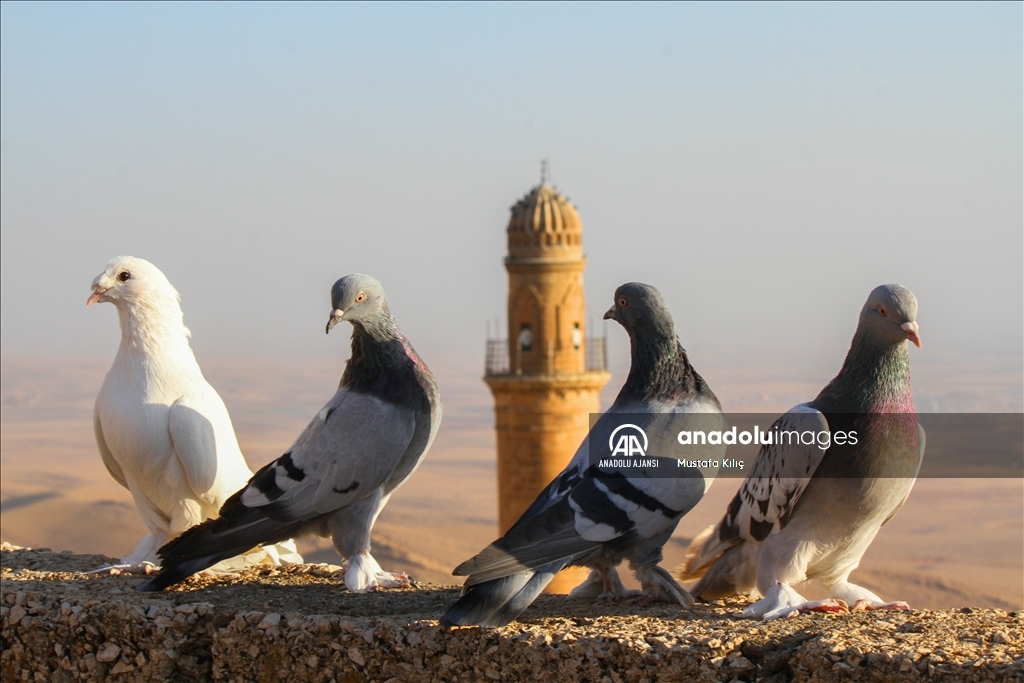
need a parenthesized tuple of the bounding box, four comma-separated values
(88, 255, 302, 572)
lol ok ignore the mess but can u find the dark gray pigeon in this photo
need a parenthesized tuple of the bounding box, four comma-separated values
(676, 284, 924, 620)
(140, 274, 441, 593)
(441, 282, 725, 628)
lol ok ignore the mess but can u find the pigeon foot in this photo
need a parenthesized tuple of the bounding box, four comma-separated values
(634, 565, 694, 607)
(739, 583, 849, 620)
(569, 568, 607, 599)
(570, 567, 639, 601)
(788, 599, 849, 617)
(372, 571, 412, 590)
(824, 581, 906, 612)
(87, 562, 160, 576)
(344, 553, 410, 592)
(851, 599, 910, 612)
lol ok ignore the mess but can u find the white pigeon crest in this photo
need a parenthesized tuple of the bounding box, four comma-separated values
(89, 255, 302, 572)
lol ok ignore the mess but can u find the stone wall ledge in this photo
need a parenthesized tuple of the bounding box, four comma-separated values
(2, 544, 1021, 683)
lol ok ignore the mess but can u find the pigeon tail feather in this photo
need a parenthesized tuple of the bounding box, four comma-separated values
(141, 500, 305, 591)
(686, 542, 760, 600)
(138, 555, 233, 593)
(675, 522, 732, 582)
(456, 531, 595, 586)
(453, 498, 599, 584)
(441, 562, 566, 628)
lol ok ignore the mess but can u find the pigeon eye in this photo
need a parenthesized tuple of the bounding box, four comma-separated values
(354, 291, 367, 303)
(618, 297, 628, 307)
(877, 306, 887, 317)
(118, 271, 131, 282)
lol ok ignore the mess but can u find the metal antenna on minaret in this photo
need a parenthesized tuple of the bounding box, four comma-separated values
(540, 158, 549, 185)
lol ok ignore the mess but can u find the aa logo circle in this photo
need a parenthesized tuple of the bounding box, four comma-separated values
(608, 424, 648, 457)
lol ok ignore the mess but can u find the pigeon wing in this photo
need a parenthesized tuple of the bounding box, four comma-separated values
(882, 422, 926, 526)
(512, 435, 591, 524)
(725, 405, 830, 543)
(453, 419, 640, 582)
(167, 395, 224, 507)
(454, 466, 689, 585)
(454, 404, 725, 587)
(93, 408, 127, 489)
(454, 496, 604, 584)
(239, 387, 416, 523)
(573, 410, 725, 542)
(455, 412, 720, 583)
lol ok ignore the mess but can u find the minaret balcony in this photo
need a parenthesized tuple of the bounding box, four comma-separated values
(484, 336, 608, 377)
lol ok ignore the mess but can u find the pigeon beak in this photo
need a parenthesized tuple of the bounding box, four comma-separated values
(87, 286, 108, 307)
(326, 309, 344, 334)
(603, 305, 616, 321)
(901, 321, 922, 348)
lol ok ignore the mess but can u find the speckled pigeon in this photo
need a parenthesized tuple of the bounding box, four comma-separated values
(676, 284, 924, 620)
(140, 274, 442, 593)
(441, 282, 725, 628)
(89, 256, 302, 573)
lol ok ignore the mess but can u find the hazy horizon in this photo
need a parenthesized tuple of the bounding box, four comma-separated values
(1, 3, 1022, 382)
(3, 353, 1021, 608)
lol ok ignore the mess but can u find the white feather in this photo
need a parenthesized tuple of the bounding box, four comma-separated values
(91, 256, 301, 566)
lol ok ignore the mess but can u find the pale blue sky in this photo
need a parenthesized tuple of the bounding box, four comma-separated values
(2, 3, 1021, 385)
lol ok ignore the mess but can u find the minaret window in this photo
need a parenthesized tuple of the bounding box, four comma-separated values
(518, 325, 533, 352)
(572, 323, 583, 350)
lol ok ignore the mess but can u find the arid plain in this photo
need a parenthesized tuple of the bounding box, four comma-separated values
(1, 352, 1020, 611)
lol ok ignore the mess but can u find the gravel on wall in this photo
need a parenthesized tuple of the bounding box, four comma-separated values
(2, 543, 1021, 683)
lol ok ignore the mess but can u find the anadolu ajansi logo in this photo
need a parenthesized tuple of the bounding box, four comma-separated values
(608, 424, 648, 457)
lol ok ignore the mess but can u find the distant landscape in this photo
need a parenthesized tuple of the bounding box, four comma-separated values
(1, 352, 1021, 610)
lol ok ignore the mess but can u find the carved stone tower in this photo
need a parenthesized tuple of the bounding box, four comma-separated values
(484, 177, 611, 593)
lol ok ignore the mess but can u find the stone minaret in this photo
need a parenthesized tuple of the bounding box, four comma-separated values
(484, 178, 611, 593)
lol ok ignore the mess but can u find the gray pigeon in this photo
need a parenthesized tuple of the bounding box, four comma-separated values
(140, 274, 442, 593)
(676, 284, 924, 620)
(441, 282, 725, 628)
